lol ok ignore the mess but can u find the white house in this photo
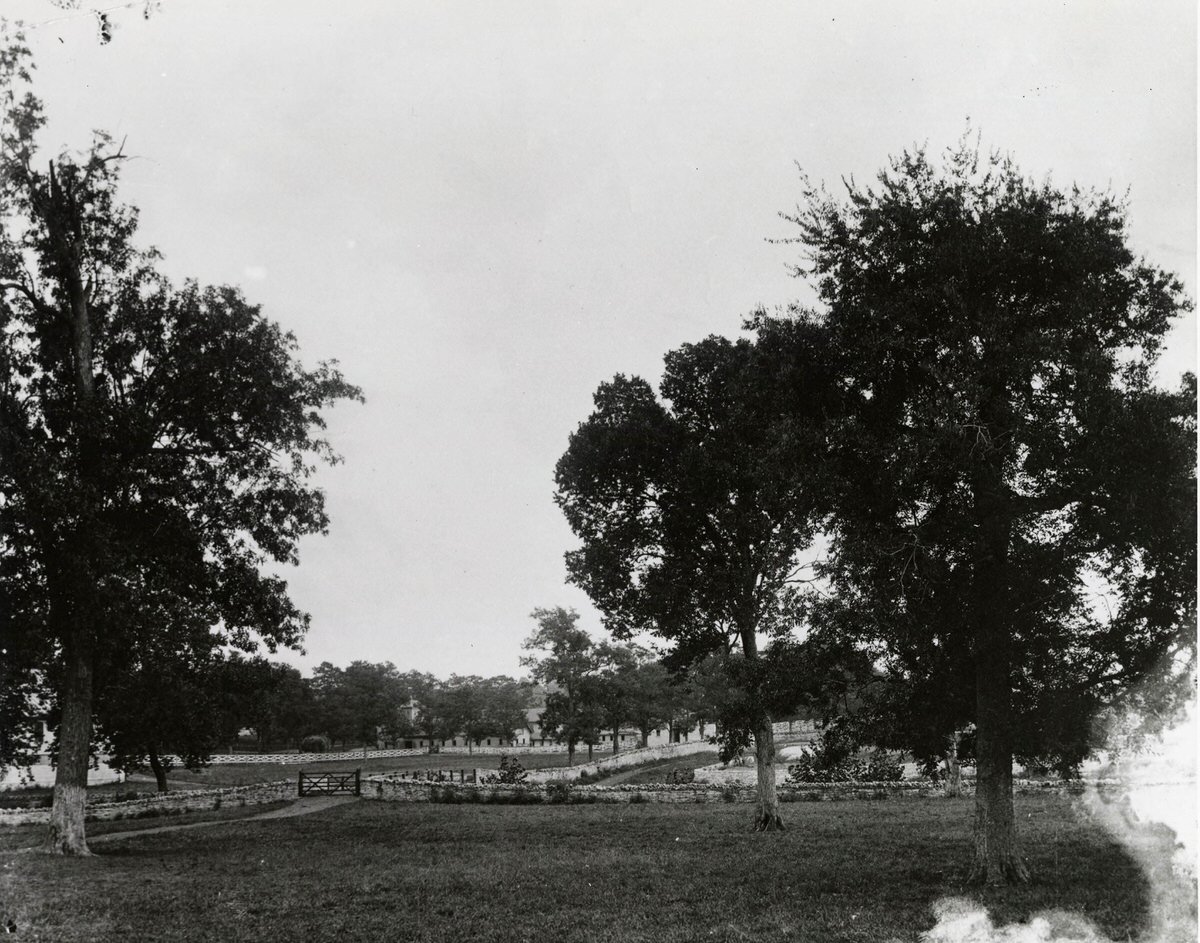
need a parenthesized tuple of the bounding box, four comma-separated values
(0, 719, 124, 791)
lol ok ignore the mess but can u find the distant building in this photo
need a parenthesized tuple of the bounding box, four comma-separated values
(0, 719, 124, 791)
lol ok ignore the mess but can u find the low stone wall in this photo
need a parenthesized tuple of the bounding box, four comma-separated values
(0, 780, 295, 827)
(365, 776, 1138, 806)
(365, 776, 948, 804)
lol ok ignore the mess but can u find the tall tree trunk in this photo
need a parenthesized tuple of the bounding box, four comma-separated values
(47, 624, 93, 855)
(751, 717, 783, 832)
(587, 742, 593, 762)
(741, 625, 783, 832)
(148, 744, 169, 794)
(567, 741, 576, 765)
(969, 459, 1028, 884)
(44, 160, 103, 856)
(611, 726, 621, 755)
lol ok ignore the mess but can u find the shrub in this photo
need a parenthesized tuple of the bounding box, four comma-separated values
(628, 792, 646, 804)
(721, 784, 739, 803)
(864, 751, 903, 782)
(785, 729, 867, 783)
(299, 735, 331, 754)
(545, 781, 572, 804)
(480, 754, 529, 786)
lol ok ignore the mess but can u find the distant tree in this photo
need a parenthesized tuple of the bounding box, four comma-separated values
(250, 663, 312, 752)
(0, 30, 360, 854)
(308, 661, 406, 748)
(412, 684, 459, 753)
(622, 660, 674, 749)
(788, 139, 1196, 882)
(555, 322, 837, 830)
(591, 642, 643, 755)
(521, 608, 601, 765)
(479, 676, 532, 747)
(441, 675, 528, 752)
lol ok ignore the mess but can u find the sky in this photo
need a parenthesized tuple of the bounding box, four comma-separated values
(9, 1, 1195, 680)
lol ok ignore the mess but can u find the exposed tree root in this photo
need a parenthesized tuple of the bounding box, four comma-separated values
(967, 853, 1030, 885)
(750, 812, 785, 833)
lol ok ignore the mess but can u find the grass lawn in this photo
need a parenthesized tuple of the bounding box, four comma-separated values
(1, 793, 1191, 942)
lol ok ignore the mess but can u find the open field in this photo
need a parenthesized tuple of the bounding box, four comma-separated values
(1, 793, 1191, 942)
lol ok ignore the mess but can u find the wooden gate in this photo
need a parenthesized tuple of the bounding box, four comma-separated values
(298, 768, 361, 797)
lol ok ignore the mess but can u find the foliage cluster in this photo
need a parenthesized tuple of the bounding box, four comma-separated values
(479, 754, 528, 785)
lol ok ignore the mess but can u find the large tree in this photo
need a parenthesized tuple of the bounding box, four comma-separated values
(555, 324, 837, 830)
(0, 33, 360, 853)
(787, 140, 1195, 882)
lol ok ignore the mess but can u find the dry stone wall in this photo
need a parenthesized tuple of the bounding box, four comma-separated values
(366, 777, 1114, 805)
(0, 780, 294, 827)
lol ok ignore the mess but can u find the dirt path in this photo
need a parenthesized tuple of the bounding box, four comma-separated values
(87, 795, 358, 844)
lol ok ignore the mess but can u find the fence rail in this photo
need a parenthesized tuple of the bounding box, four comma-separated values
(298, 769, 361, 797)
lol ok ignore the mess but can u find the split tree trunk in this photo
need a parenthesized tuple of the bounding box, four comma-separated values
(751, 717, 783, 832)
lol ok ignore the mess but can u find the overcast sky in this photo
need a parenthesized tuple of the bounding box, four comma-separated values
(12, 1, 1195, 680)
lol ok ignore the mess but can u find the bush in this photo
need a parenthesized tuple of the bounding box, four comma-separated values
(299, 735, 332, 754)
(628, 792, 646, 804)
(480, 754, 529, 786)
(864, 751, 903, 782)
(786, 729, 867, 783)
(545, 781, 572, 804)
(721, 784, 739, 803)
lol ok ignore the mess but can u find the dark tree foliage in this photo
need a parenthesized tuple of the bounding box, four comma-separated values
(555, 324, 838, 830)
(441, 674, 531, 751)
(0, 33, 360, 853)
(785, 138, 1195, 883)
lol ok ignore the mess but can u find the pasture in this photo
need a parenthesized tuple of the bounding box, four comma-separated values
(1, 793, 1191, 942)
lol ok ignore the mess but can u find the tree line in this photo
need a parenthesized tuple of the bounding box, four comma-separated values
(85, 618, 718, 793)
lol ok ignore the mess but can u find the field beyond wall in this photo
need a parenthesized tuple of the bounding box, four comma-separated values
(1, 794, 1193, 942)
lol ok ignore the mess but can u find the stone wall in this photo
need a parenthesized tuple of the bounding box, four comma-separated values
(0, 780, 295, 827)
(366, 776, 1124, 806)
(365, 778, 948, 804)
